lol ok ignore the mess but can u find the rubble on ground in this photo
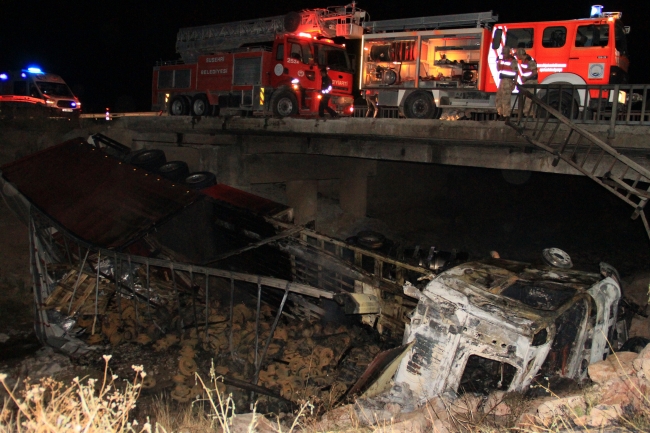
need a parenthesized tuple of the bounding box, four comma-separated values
(319, 343, 650, 431)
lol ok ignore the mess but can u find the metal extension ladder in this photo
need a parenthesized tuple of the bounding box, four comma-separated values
(507, 85, 650, 240)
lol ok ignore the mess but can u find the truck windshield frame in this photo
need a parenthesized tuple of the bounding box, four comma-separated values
(35, 81, 74, 98)
(314, 43, 352, 72)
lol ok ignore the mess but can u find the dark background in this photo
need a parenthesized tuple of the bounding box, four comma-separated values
(1, 1, 647, 113)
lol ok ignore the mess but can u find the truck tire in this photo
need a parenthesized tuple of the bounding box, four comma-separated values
(191, 94, 210, 116)
(185, 172, 217, 190)
(546, 91, 579, 119)
(404, 91, 436, 119)
(270, 90, 298, 118)
(170, 95, 189, 116)
(157, 161, 190, 182)
(128, 149, 166, 171)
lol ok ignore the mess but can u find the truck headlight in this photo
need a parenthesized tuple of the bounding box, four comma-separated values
(618, 91, 626, 105)
(45, 99, 55, 105)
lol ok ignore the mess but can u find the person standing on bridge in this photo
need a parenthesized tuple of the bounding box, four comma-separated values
(516, 48, 538, 117)
(495, 47, 518, 120)
(319, 66, 339, 119)
(365, 89, 379, 118)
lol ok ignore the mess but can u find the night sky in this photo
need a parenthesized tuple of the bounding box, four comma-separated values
(2, 0, 647, 113)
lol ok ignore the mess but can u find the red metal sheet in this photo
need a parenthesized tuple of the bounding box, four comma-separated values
(201, 183, 290, 217)
(1, 139, 200, 249)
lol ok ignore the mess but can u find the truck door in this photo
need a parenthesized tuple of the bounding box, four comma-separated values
(286, 39, 313, 86)
(569, 23, 610, 85)
(538, 24, 569, 83)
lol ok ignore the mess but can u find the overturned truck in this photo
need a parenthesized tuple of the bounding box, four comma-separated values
(0, 136, 622, 408)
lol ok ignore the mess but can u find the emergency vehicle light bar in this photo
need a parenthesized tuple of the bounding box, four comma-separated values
(590, 5, 604, 18)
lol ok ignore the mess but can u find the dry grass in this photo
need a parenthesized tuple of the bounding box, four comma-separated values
(0, 355, 149, 433)
(3, 348, 650, 433)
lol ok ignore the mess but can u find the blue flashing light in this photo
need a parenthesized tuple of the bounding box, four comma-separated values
(0, 73, 8, 81)
(590, 5, 604, 18)
(27, 67, 43, 74)
(21, 73, 26, 78)
(71, 102, 77, 107)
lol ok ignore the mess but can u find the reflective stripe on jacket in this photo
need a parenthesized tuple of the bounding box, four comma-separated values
(497, 55, 518, 80)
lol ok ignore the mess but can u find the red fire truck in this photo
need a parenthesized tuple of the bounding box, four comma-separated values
(0, 67, 81, 117)
(152, 5, 367, 118)
(360, 6, 629, 118)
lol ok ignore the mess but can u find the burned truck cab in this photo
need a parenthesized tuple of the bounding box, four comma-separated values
(393, 255, 620, 403)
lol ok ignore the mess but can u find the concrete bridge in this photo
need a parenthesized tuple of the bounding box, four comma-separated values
(73, 115, 650, 224)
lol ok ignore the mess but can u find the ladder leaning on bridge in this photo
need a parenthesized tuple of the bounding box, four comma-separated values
(506, 85, 650, 240)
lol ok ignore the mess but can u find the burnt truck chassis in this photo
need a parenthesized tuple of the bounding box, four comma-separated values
(0, 141, 623, 407)
(390, 260, 620, 404)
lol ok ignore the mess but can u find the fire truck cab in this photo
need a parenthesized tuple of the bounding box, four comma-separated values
(0, 67, 81, 117)
(360, 6, 629, 118)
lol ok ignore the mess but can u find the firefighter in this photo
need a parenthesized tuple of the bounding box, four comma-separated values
(495, 47, 518, 120)
(365, 89, 379, 118)
(516, 48, 538, 117)
(319, 66, 339, 118)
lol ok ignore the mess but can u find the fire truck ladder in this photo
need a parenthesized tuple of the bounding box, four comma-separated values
(363, 11, 498, 33)
(176, 4, 369, 64)
(507, 85, 650, 240)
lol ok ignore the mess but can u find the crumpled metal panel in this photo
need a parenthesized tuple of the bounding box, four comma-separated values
(1, 139, 199, 249)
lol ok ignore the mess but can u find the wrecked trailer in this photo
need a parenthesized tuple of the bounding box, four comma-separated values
(0, 136, 623, 409)
(0, 137, 424, 406)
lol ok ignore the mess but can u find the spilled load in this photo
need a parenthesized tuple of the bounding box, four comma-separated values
(0, 134, 624, 412)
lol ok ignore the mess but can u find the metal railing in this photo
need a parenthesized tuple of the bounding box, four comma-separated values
(507, 84, 650, 240)
(513, 83, 649, 137)
(352, 105, 402, 118)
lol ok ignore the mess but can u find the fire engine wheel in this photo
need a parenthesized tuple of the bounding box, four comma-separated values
(191, 94, 210, 116)
(169, 95, 190, 116)
(128, 149, 167, 171)
(546, 91, 579, 119)
(271, 90, 298, 118)
(185, 172, 217, 190)
(157, 161, 190, 183)
(404, 91, 436, 119)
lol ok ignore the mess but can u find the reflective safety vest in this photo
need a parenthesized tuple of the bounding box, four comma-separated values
(519, 55, 538, 82)
(497, 54, 518, 80)
(321, 75, 333, 94)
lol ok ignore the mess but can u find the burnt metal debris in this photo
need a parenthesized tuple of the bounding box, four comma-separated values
(0, 136, 624, 410)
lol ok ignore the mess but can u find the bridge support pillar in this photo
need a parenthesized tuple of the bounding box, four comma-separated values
(340, 174, 367, 218)
(286, 180, 318, 226)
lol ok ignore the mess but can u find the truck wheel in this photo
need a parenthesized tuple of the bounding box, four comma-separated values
(185, 172, 217, 189)
(169, 95, 189, 116)
(547, 91, 579, 119)
(191, 94, 210, 116)
(128, 149, 167, 171)
(404, 91, 436, 119)
(271, 90, 298, 118)
(157, 161, 190, 182)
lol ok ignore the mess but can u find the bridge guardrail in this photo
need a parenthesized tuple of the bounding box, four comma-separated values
(514, 83, 649, 138)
